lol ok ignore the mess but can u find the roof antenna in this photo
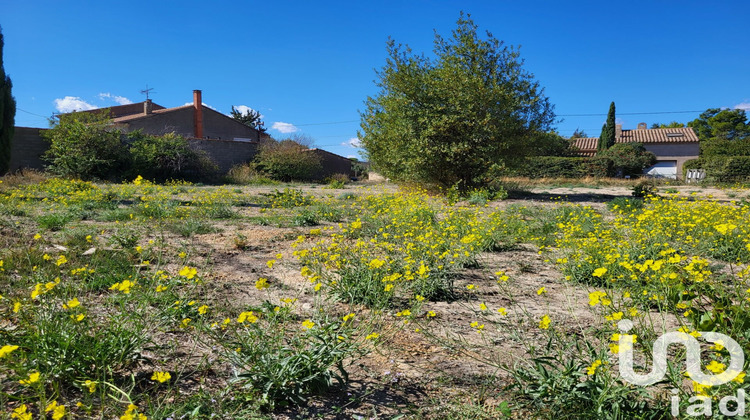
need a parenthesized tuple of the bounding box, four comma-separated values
(140, 84, 155, 101)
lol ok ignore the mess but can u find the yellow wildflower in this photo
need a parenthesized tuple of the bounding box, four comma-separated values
(45, 401, 66, 420)
(237, 311, 258, 323)
(84, 379, 97, 393)
(0, 345, 19, 358)
(63, 297, 81, 309)
(19, 371, 40, 385)
(11, 404, 31, 420)
(592, 267, 607, 278)
(586, 360, 603, 375)
(255, 277, 269, 290)
(151, 371, 171, 383)
(368, 259, 384, 269)
(179, 266, 197, 279)
(539, 314, 551, 330)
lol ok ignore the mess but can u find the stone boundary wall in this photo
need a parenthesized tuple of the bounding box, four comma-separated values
(9, 127, 49, 172)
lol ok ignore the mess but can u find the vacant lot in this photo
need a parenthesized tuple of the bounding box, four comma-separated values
(0, 176, 748, 419)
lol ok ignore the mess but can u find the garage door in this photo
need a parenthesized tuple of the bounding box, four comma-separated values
(645, 161, 677, 179)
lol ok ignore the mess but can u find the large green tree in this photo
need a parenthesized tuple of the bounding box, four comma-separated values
(359, 14, 555, 189)
(688, 108, 750, 156)
(597, 102, 616, 152)
(650, 121, 685, 128)
(0, 26, 16, 175)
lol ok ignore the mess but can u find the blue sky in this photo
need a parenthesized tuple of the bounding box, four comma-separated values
(4, 1, 749, 159)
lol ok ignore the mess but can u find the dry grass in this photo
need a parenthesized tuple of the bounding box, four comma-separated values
(0, 169, 50, 190)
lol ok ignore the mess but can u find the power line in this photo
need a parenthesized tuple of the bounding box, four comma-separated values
(294, 120, 359, 127)
(558, 110, 704, 117)
(285, 109, 706, 128)
(17, 108, 50, 119)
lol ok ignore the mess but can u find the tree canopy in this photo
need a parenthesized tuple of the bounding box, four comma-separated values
(650, 121, 685, 129)
(570, 128, 588, 139)
(230, 106, 266, 133)
(359, 13, 555, 190)
(688, 108, 750, 156)
(0, 26, 16, 175)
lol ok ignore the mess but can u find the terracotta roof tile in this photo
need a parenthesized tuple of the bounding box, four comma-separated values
(572, 137, 599, 152)
(619, 127, 699, 143)
(111, 104, 194, 123)
(571, 127, 699, 157)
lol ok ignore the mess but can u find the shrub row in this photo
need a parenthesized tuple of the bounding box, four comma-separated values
(512, 156, 614, 178)
(42, 112, 219, 182)
(683, 156, 750, 182)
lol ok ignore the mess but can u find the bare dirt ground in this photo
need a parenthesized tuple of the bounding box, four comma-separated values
(169, 184, 649, 418)
(159, 182, 721, 418)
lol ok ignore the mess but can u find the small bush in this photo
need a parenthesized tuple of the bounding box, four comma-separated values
(37, 213, 74, 231)
(127, 132, 219, 182)
(225, 164, 278, 185)
(168, 219, 219, 237)
(253, 139, 322, 182)
(599, 143, 656, 177)
(293, 209, 319, 226)
(263, 188, 315, 208)
(324, 173, 349, 189)
(632, 180, 657, 198)
(607, 197, 644, 213)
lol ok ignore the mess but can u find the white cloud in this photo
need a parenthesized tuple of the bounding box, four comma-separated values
(98, 92, 133, 105)
(232, 105, 263, 118)
(346, 155, 357, 159)
(271, 122, 298, 134)
(183, 102, 216, 110)
(342, 137, 361, 148)
(734, 102, 750, 111)
(53, 96, 97, 113)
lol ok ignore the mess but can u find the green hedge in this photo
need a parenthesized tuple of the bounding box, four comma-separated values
(514, 156, 613, 178)
(683, 157, 750, 182)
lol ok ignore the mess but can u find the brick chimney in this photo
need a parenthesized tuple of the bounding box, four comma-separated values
(193, 90, 203, 138)
(637, 122, 647, 130)
(143, 99, 153, 115)
(615, 124, 622, 141)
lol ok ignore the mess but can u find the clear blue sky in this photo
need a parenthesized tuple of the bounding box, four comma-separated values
(4, 1, 749, 158)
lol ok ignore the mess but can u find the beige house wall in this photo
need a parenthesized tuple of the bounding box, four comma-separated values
(642, 142, 699, 179)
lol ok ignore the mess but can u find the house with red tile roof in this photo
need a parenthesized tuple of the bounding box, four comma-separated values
(77, 90, 268, 143)
(572, 123, 699, 179)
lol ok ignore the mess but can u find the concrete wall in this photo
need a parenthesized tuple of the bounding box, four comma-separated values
(9, 127, 49, 172)
(187, 138, 258, 173)
(308, 149, 353, 181)
(643, 142, 699, 179)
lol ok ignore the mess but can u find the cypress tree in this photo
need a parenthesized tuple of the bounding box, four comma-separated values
(597, 101, 616, 152)
(0, 26, 16, 175)
(597, 123, 607, 153)
(604, 101, 616, 149)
